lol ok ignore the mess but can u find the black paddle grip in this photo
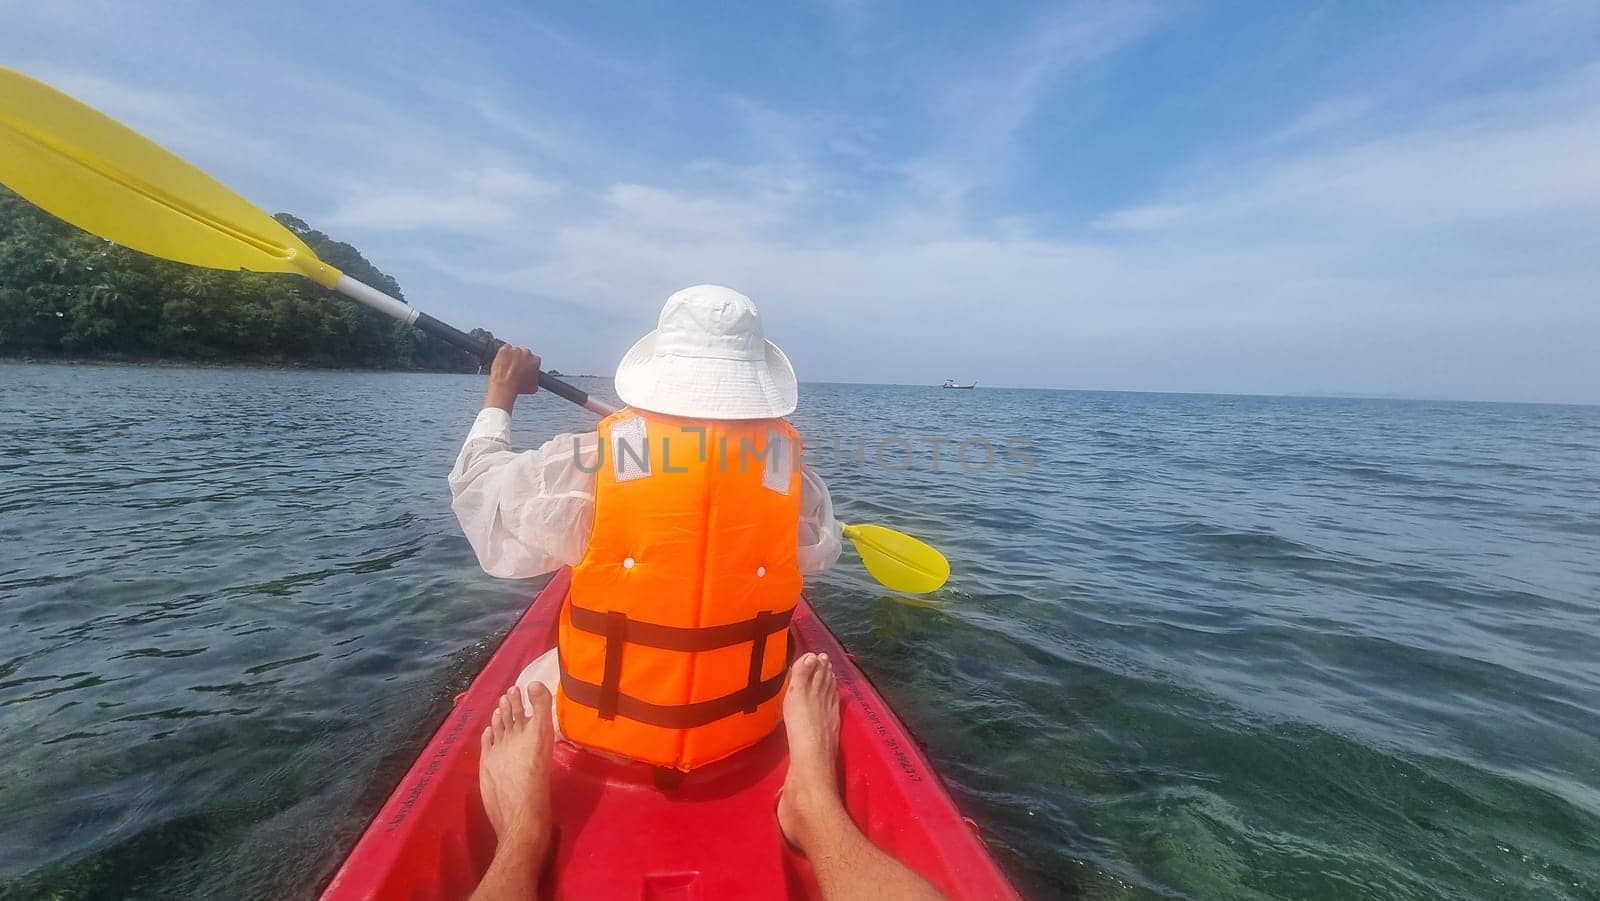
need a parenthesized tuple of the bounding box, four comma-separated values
(412, 312, 594, 410)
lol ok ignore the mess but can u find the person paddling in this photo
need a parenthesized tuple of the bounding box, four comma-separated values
(450, 285, 841, 762)
(450, 285, 945, 899)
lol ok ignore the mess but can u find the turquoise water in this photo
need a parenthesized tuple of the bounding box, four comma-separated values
(1, 363, 1597, 899)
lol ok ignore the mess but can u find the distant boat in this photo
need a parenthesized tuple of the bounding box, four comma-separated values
(941, 379, 977, 389)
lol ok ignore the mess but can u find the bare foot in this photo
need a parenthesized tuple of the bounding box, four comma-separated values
(479, 683, 554, 859)
(777, 652, 846, 851)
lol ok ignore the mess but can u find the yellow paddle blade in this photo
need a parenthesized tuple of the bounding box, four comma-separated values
(841, 523, 950, 594)
(0, 67, 340, 288)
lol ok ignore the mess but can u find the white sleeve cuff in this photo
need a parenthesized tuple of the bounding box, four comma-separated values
(469, 407, 512, 443)
(797, 469, 844, 574)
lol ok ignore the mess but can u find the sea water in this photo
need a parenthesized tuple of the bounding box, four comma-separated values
(1, 363, 1596, 899)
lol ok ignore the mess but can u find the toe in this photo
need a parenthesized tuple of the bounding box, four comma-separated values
(481, 724, 495, 748)
(806, 655, 828, 693)
(527, 683, 553, 721)
(792, 653, 818, 687)
(504, 687, 525, 726)
(491, 705, 506, 740)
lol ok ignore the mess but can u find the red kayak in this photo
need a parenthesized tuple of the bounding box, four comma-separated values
(321, 568, 1018, 900)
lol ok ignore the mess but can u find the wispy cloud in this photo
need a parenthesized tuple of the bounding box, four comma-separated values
(933, 1, 1164, 145)
(1091, 204, 1191, 232)
(467, 96, 600, 166)
(907, 1, 1168, 208)
(326, 168, 556, 232)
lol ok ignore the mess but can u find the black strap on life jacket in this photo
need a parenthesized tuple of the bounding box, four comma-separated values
(562, 603, 796, 729)
(598, 610, 627, 721)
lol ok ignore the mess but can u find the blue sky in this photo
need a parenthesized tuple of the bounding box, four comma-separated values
(4, 0, 1597, 402)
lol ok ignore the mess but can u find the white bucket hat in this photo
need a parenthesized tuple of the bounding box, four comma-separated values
(614, 285, 798, 419)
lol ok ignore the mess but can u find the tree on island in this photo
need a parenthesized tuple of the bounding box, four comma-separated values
(0, 186, 492, 371)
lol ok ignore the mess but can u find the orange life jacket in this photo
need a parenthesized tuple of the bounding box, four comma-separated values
(557, 409, 804, 771)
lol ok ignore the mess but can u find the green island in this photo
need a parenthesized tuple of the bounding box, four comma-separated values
(0, 186, 491, 371)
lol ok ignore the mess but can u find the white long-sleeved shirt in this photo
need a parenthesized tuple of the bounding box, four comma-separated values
(449, 407, 843, 579)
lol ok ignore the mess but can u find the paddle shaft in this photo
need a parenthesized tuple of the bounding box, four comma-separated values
(334, 275, 617, 416)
